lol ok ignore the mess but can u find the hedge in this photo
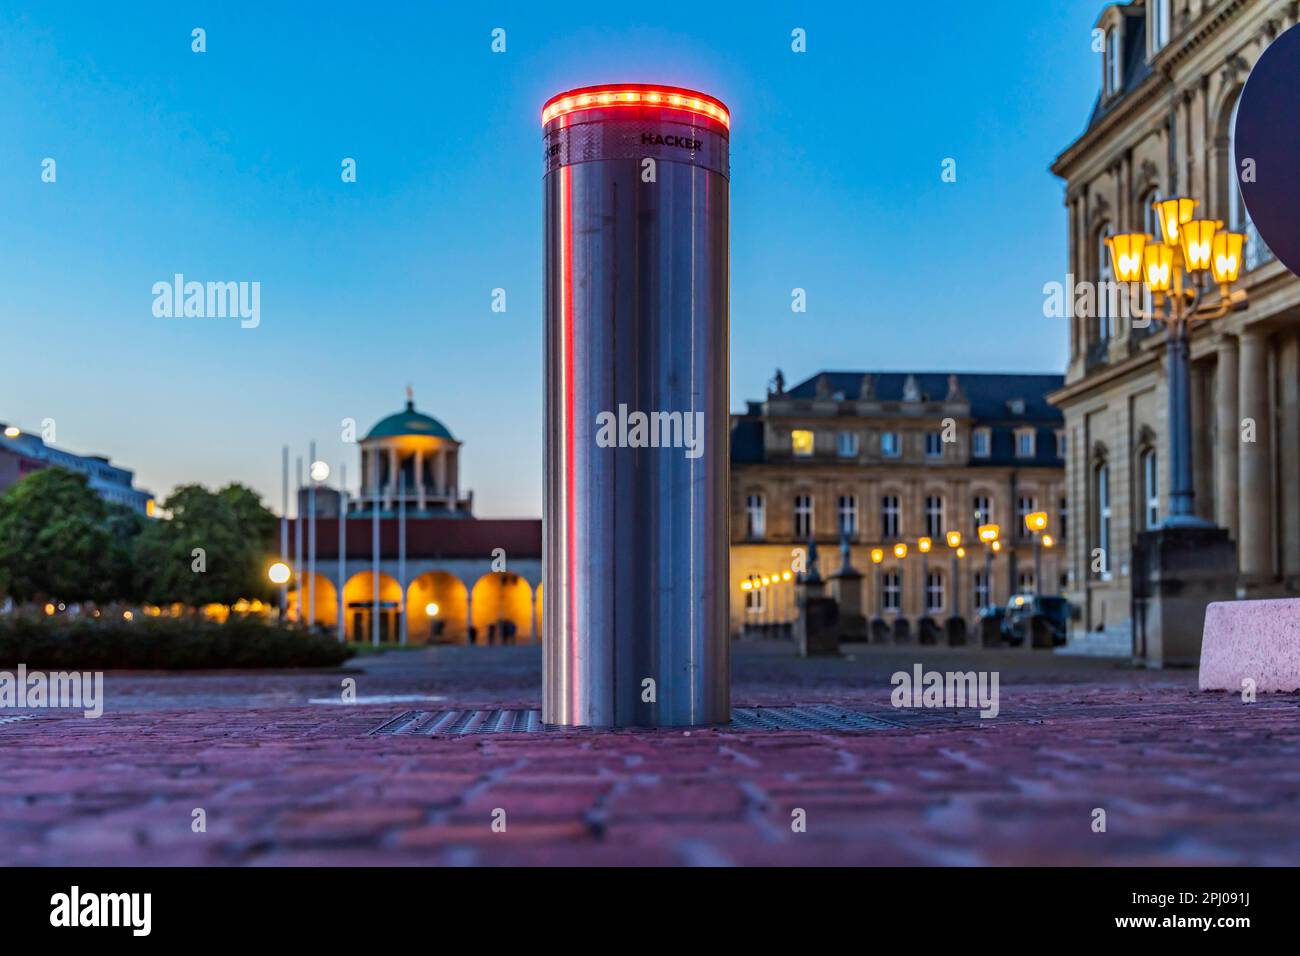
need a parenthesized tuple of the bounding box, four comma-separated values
(0, 614, 353, 670)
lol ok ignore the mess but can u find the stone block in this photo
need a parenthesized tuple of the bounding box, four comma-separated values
(1199, 598, 1300, 692)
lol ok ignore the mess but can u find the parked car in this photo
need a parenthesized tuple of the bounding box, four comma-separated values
(1003, 595, 1071, 647)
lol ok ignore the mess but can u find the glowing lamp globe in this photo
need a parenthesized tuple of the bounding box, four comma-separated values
(1105, 233, 1148, 283)
(1154, 197, 1198, 246)
(1179, 219, 1221, 272)
(1211, 232, 1245, 284)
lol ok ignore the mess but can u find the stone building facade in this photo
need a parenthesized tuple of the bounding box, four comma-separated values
(1048, 0, 1300, 647)
(729, 371, 1066, 636)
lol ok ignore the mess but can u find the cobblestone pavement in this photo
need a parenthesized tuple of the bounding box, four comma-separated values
(2, 643, 1297, 866)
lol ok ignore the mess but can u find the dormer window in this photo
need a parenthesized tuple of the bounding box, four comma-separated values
(1016, 429, 1036, 459)
(1103, 27, 1121, 98)
(1007, 398, 1026, 416)
(791, 429, 815, 457)
(972, 428, 991, 458)
(1151, 0, 1170, 53)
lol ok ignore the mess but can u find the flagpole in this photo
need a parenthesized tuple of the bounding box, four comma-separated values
(279, 446, 288, 621)
(338, 462, 347, 644)
(307, 440, 317, 629)
(399, 472, 407, 646)
(372, 452, 380, 647)
(294, 456, 303, 624)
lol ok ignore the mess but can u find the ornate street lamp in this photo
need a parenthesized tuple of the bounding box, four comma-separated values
(945, 531, 963, 637)
(870, 547, 885, 620)
(977, 524, 999, 612)
(1024, 511, 1048, 596)
(1106, 198, 1247, 528)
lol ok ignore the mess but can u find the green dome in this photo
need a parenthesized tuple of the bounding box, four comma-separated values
(365, 401, 455, 441)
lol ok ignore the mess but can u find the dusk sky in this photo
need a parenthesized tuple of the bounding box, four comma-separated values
(1, 0, 1102, 518)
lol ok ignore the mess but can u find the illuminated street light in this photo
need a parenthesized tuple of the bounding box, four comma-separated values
(893, 543, 908, 559)
(918, 537, 932, 553)
(268, 562, 292, 585)
(2, 425, 19, 438)
(309, 460, 331, 482)
(1106, 196, 1248, 528)
(425, 602, 440, 617)
(978, 523, 1000, 544)
(946, 531, 962, 549)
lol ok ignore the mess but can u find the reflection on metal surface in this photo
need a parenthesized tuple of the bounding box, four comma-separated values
(542, 87, 731, 728)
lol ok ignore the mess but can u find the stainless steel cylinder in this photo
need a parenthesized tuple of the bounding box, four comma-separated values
(542, 84, 731, 728)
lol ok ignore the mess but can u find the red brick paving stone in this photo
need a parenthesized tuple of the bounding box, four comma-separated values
(393, 820, 594, 849)
(3, 646, 1300, 864)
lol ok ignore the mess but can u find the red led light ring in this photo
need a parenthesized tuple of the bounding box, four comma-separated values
(542, 84, 729, 130)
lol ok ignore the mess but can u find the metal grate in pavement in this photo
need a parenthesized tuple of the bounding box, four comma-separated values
(371, 705, 902, 736)
(0, 716, 35, 725)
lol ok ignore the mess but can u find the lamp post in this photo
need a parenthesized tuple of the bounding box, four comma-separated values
(946, 531, 963, 622)
(1106, 200, 1247, 527)
(918, 537, 932, 618)
(978, 523, 1000, 612)
(1024, 511, 1048, 596)
(1041, 534, 1055, 595)
(870, 547, 885, 625)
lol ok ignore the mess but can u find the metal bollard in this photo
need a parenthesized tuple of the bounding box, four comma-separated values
(541, 84, 731, 728)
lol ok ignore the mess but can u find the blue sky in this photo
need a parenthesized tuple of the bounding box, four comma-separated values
(0, 0, 1103, 517)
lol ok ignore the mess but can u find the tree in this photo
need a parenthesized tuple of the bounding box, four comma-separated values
(0, 468, 114, 603)
(134, 483, 276, 607)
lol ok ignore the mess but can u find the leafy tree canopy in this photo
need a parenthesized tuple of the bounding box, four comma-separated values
(0, 467, 115, 603)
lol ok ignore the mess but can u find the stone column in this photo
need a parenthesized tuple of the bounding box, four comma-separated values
(384, 447, 395, 512)
(435, 448, 447, 497)
(1215, 336, 1239, 539)
(414, 447, 426, 512)
(1279, 333, 1300, 580)
(1238, 330, 1273, 585)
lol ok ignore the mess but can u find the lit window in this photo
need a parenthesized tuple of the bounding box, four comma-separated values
(745, 494, 765, 539)
(1142, 449, 1159, 529)
(972, 428, 991, 458)
(925, 432, 943, 458)
(924, 495, 945, 539)
(925, 571, 944, 614)
(837, 431, 859, 458)
(1056, 430, 1067, 458)
(1097, 223, 1114, 340)
(837, 495, 858, 537)
(793, 494, 814, 539)
(791, 430, 814, 457)
(883, 571, 901, 612)
(1095, 462, 1111, 578)
(880, 495, 901, 539)
(880, 432, 900, 458)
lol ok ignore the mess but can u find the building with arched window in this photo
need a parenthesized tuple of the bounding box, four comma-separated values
(285, 394, 541, 645)
(1048, 1, 1300, 655)
(730, 370, 1066, 634)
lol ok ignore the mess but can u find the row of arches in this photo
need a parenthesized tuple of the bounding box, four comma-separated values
(288, 571, 542, 645)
